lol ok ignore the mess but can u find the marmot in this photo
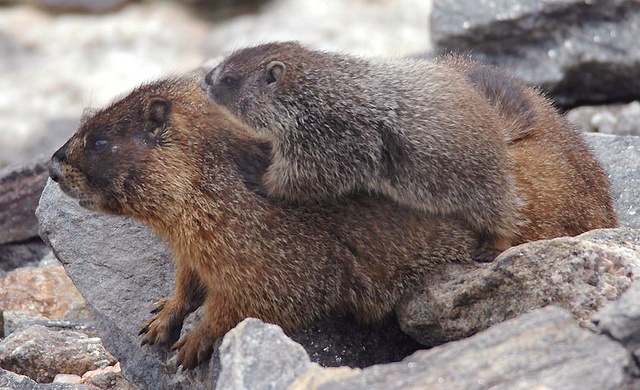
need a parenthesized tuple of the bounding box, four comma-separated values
(48, 77, 478, 369)
(202, 41, 524, 261)
(441, 56, 617, 241)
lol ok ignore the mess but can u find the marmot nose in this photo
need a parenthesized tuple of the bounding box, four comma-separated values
(203, 70, 215, 87)
(49, 153, 64, 183)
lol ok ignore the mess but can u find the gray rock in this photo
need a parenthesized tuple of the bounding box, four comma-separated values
(594, 281, 640, 364)
(215, 318, 312, 390)
(310, 307, 635, 390)
(0, 159, 49, 245)
(3, 310, 96, 339)
(0, 238, 50, 273)
(431, 0, 640, 107)
(397, 227, 640, 346)
(0, 367, 81, 390)
(0, 324, 116, 383)
(568, 101, 640, 136)
(585, 133, 640, 229)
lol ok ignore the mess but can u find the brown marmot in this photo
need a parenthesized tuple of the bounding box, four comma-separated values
(48, 77, 478, 369)
(201, 41, 523, 261)
(442, 55, 617, 241)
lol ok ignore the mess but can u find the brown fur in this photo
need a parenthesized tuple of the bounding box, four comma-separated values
(48, 77, 478, 369)
(443, 55, 617, 241)
(202, 41, 525, 261)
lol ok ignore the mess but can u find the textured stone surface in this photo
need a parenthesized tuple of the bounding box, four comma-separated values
(303, 307, 635, 390)
(0, 324, 116, 383)
(215, 318, 312, 390)
(80, 363, 136, 390)
(397, 227, 640, 346)
(2, 310, 96, 339)
(586, 134, 640, 230)
(432, 0, 640, 107)
(0, 159, 49, 244)
(0, 265, 90, 320)
(0, 367, 80, 390)
(594, 281, 640, 362)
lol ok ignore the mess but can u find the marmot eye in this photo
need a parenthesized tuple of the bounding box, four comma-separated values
(221, 76, 238, 88)
(92, 139, 108, 152)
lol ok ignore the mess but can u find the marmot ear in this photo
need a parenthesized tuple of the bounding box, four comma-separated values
(145, 98, 171, 141)
(266, 61, 286, 85)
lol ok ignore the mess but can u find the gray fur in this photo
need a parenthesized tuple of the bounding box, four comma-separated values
(202, 42, 524, 256)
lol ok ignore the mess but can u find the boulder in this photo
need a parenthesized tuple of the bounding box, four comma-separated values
(431, 0, 640, 107)
(397, 227, 640, 346)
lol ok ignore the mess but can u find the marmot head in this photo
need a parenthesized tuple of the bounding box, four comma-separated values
(202, 41, 312, 137)
(49, 78, 208, 219)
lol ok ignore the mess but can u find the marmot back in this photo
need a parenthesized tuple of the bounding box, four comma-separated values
(48, 77, 478, 369)
(202, 41, 524, 261)
(443, 55, 617, 240)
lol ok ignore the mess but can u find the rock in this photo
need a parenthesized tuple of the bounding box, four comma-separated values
(0, 367, 80, 390)
(0, 159, 49, 245)
(0, 265, 90, 320)
(431, 0, 640, 107)
(0, 324, 116, 383)
(215, 318, 313, 390)
(3, 310, 96, 339)
(296, 306, 635, 390)
(53, 374, 81, 384)
(80, 363, 136, 390)
(594, 281, 640, 363)
(0, 238, 51, 273)
(397, 227, 640, 346)
(585, 133, 640, 230)
(568, 101, 640, 136)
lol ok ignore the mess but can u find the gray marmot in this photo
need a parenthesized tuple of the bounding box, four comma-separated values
(202, 41, 523, 261)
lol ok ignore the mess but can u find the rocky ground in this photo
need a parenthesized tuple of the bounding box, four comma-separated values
(1, 0, 640, 389)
